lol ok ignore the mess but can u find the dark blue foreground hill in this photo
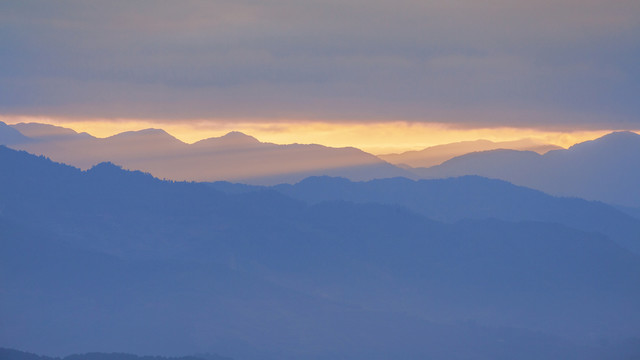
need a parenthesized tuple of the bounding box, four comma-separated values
(0, 348, 231, 360)
(1, 146, 640, 360)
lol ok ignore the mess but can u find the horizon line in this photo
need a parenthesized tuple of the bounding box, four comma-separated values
(3, 116, 639, 154)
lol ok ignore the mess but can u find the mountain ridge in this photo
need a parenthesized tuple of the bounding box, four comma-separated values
(415, 130, 640, 207)
(263, 175, 640, 254)
(0, 122, 412, 184)
(2, 122, 640, 205)
(0, 122, 32, 145)
(379, 138, 562, 168)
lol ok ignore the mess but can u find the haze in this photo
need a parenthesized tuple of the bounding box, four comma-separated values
(1, 1, 640, 360)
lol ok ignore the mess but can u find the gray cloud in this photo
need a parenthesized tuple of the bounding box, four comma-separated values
(1, 0, 639, 128)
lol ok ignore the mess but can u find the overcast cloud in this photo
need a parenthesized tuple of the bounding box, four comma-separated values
(1, 0, 639, 129)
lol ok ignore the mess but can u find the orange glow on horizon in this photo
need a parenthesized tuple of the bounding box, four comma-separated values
(1, 116, 634, 155)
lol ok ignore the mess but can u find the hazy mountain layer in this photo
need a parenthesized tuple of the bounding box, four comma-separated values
(379, 138, 561, 168)
(414, 131, 640, 207)
(2, 122, 639, 208)
(2, 146, 640, 359)
(0, 122, 31, 145)
(227, 175, 640, 254)
(0, 122, 412, 184)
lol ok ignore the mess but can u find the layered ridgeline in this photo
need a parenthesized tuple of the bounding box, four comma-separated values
(3, 122, 640, 208)
(413, 131, 640, 207)
(0, 122, 412, 184)
(378, 138, 561, 168)
(2, 146, 640, 359)
(212, 175, 640, 254)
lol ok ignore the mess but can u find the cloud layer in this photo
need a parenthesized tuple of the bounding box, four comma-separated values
(1, 0, 639, 129)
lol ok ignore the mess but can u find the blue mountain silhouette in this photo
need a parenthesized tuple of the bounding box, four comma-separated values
(1, 146, 640, 359)
(247, 175, 640, 254)
(0, 348, 231, 360)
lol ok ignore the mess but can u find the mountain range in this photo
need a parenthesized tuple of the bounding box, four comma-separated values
(2, 122, 640, 207)
(2, 145, 640, 359)
(0, 122, 412, 184)
(415, 131, 640, 207)
(378, 138, 561, 168)
(211, 175, 640, 253)
(265, 176, 640, 253)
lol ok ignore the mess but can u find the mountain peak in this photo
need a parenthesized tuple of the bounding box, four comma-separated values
(0, 121, 32, 145)
(598, 131, 640, 141)
(568, 131, 640, 152)
(221, 131, 260, 142)
(87, 161, 124, 173)
(106, 128, 185, 145)
(11, 122, 80, 138)
(194, 131, 261, 147)
(111, 128, 171, 138)
(379, 138, 560, 168)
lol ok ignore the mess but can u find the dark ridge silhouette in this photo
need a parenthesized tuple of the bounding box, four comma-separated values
(2, 146, 640, 359)
(0, 348, 231, 360)
(1, 121, 412, 183)
(0, 347, 52, 360)
(415, 131, 640, 207)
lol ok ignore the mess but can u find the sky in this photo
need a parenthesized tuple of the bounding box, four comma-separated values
(1, 0, 639, 152)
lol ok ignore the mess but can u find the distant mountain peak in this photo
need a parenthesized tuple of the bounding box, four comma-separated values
(139, 128, 167, 134)
(221, 131, 260, 142)
(11, 122, 80, 138)
(87, 161, 124, 173)
(111, 128, 172, 138)
(223, 130, 252, 137)
(0, 121, 32, 145)
(598, 130, 640, 141)
(194, 131, 261, 147)
(105, 128, 185, 146)
(568, 131, 640, 151)
(379, 137, 560, 168)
